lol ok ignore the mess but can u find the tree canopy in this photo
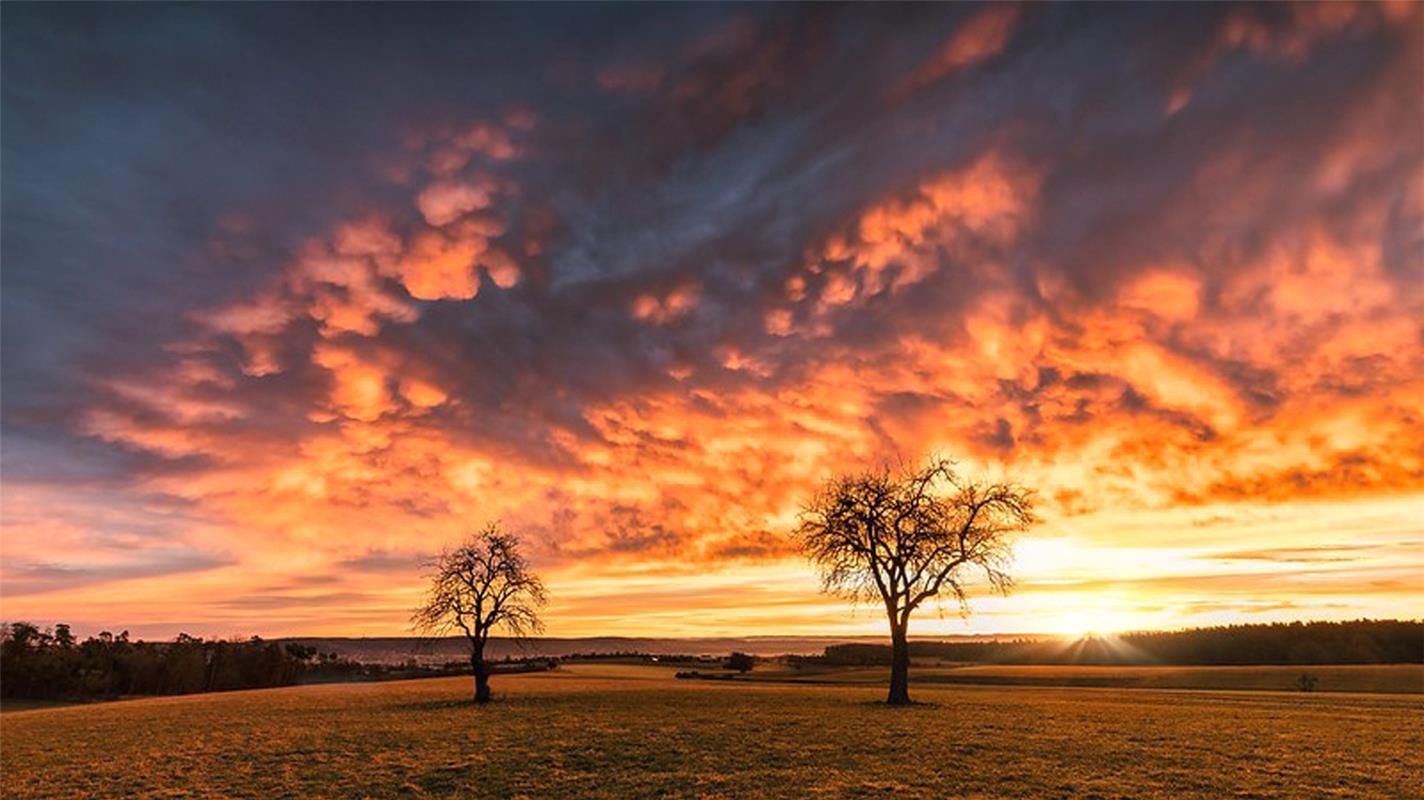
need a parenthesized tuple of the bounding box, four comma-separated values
(797, 458, 1034, 703)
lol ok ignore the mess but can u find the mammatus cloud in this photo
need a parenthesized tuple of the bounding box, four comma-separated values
(2, 3, 1420, 636)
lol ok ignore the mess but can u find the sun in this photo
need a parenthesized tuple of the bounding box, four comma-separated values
(1053, 608, 1133, 639)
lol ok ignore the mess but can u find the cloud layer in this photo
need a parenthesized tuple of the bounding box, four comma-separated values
(2, 3, 1421, 637)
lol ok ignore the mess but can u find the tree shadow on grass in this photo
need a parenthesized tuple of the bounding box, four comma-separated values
(395, 698, 487, 712)
(858, 699, 943, 710)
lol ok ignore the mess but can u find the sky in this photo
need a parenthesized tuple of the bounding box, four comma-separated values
(2, 3, 1421, 640)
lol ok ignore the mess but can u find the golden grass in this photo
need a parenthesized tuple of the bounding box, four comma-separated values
(2, 663, 1420, 798)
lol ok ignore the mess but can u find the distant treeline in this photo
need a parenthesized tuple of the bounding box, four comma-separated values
(0, 622, 554, 701)
(563, 651, 722, 664)
(1, 624, 314, 700)
(813, 620, 1422, 667)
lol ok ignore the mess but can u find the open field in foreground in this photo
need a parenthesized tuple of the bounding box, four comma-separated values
(3, 663, 1421, 799)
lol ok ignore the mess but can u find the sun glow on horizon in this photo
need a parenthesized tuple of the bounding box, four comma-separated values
(1048, 606, 1141, 639)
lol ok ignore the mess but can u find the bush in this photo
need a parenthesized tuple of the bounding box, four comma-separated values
(725, 652, 756, 673)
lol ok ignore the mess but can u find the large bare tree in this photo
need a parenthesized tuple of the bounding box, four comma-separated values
(412, 523, 547, 704)
(797, 458, 1034, 705)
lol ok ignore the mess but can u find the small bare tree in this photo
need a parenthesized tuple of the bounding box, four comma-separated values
(797, 458, 1034, 705)
(412, 523, 547, 704)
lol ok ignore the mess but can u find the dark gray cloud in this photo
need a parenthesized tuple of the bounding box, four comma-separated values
(1, 550, 233, 597)
(337, 550, 430, 575)
(5, 4, 1416, 464)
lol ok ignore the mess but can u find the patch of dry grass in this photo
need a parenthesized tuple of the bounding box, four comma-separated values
(2, 663, 1420, 798)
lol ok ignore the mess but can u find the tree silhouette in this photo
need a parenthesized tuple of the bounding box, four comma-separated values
(726, 651, 756, 674)
(797, 458, 1033, 705)
(412, 523, 547, 704)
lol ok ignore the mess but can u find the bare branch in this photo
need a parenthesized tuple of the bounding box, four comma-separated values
(796, 458, 1033, 630)
(411, 522, 548, 649)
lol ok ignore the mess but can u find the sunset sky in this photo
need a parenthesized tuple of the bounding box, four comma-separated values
(2, 3, 1421, 640)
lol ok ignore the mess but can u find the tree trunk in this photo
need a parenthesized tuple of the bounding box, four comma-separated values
(472, 642, 491, 704)
(887, 618, 911, 705)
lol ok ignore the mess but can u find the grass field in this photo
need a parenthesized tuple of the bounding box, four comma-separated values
(3, 663, 1421, 799)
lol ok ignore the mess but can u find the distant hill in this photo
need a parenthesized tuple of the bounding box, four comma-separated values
(283, 620, 1417, 669)
(275, 634, 1041, 665)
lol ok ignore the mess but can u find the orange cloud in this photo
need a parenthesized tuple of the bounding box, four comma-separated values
(631, 283, 700, 324)
(416, 179, 495, 227)
(394, 230, 483, 300)
(1164, 1, 1419, 114)
(775, 152, 1038, 332)
(312, 344, 398, 422)
(894, 5, 1022, 101)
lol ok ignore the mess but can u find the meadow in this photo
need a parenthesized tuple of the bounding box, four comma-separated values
(3, 663, 1421, 799)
